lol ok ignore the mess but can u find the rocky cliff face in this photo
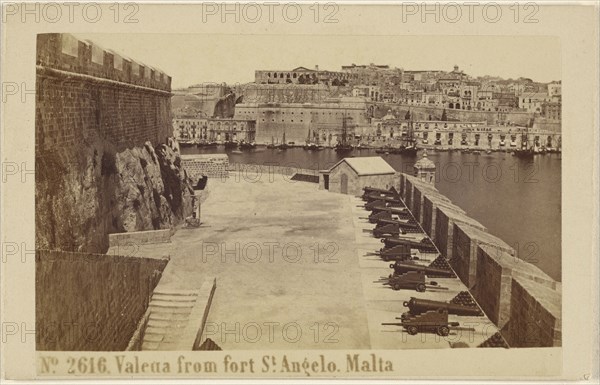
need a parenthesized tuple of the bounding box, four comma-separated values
(36, 132, 193, 253)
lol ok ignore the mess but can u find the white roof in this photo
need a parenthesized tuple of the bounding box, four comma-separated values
(330, 156, 396, 176)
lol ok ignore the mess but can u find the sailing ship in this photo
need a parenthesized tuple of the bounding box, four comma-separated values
(303, 128, 319, 150)
(513, 128, 535, 158)
(335, 115, 353, 154)
(266, 136, 276, 149)
(400, 118, 418, 156)
(277, 131, 289, 150)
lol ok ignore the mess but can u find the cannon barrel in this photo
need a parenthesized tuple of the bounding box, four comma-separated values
(403, 297, 483, 316)
(391, 262, 454, 277)
(370, 206, 409, 216)
(363, 186, 398, 195)
(369, 195, 401, 204)
(368, 211, 392, 223)
(376, 218, 418, 228)
(372, 223, 403, 237)
(378, 244, 412, 259)
(382, 236, 433, 249)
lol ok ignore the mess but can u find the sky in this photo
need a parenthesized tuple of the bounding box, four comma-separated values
(76, 33, 561, 89)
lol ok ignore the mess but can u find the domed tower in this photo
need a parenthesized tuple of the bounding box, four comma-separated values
(414, 150, 436, 185)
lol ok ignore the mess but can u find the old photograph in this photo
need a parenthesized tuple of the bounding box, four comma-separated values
(35, 32, 562, 353)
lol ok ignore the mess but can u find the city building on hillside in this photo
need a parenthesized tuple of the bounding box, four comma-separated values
(255, 66, 353, 86)
(518, 92, 553, 113)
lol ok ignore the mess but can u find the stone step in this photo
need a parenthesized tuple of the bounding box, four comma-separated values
(149, 306, 194, 315)
(146, 319, 187, 329)
(143, 333, 165, 343)
(149, 300, 196, 308)
(153, 289, 199, 296)
(141, 341, 160, 350)
(149, 311, 192, 321)
(151, 293, 198, 303)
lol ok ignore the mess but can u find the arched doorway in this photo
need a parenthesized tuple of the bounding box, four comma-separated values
(340, 174, 348, 194)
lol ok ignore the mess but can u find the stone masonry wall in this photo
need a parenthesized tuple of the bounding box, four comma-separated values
(36, 250, 168, 351)
(506, 277, 562, 347)
(476, 244, 557, 330)
(181, 154, 230, 180)
(36, 33, 172, 153)
(451, 222, 514, 289)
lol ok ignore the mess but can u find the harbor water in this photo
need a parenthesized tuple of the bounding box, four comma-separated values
(181, 146, 562, 281)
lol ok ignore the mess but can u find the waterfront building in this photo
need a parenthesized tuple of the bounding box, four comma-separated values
(173, 117, 256, 142)
(233, 96, 369, 144)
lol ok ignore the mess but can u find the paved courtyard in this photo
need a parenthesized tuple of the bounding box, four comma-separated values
(128, 171, 498, 350)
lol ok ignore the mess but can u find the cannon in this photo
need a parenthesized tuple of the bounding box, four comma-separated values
(401, 297, 483, 317)
(364, 194, 403, 204)
(376, 271, 447, 292)
(372, 223, 405, 238)
(365, 200, 405, 211)
(390, 261, 455, 278)
(382, 309, 465, 336)
(364, 198, 404, 211)
(375, 244, 414, 262)
(369, 206, 409, 216)
(381, 236, 437, 252)
(375, 218, 419, 229)
(362, 186, 398, 196)
(368, 210, 392, 223)
(367, 209, 411, 223)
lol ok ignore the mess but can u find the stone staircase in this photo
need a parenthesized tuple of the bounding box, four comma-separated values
(141, 289, 199, 351)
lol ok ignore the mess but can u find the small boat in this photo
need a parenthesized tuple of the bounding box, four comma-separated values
(178, 139, 196, 148)
(239, 141, 256, 150)
(486, 149, 492, 155)
(472, 150, 481, 155)
(223, 141, 239, 149)
(231, 150, 242, 154)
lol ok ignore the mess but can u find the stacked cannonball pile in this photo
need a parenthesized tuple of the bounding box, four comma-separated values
(450, 291, 482, 315)
(478, 332, 509, 348)
(428, 255, 455, 273)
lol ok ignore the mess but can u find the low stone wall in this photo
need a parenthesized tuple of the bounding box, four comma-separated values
(451, 222, 514, 289)
(434, 204, 487, 261)
(475, 244, 557, 329)
(505, 277, 562, 347)
(108, 229, 172, 248)
(182, 154, 229, 179)
(36, 249, 168, 351)
(422, 194, 464, 240)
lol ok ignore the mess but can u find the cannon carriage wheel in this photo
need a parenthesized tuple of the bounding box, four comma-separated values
(407, 326, 418, 335)
(392, 282, 402, 291)
(416, 283, 426, 292)
(437, 326, 450, 336)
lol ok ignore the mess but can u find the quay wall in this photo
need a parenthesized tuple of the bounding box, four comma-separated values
(182, 154, 230, 179)
(398, 173, 561, 347)
(36, 249, 168, 351)
(35, 33, 193, 253)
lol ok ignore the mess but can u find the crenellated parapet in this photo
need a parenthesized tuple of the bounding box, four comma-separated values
(36, 33, 171, 92)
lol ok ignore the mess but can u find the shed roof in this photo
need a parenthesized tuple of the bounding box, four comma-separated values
(330, 156, 396, 176)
